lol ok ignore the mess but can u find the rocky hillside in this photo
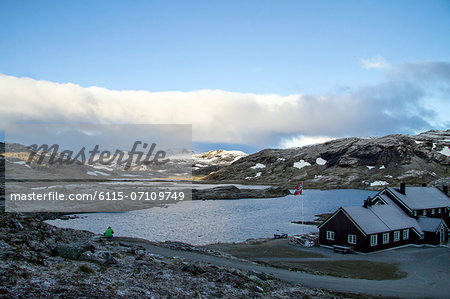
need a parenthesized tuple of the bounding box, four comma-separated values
(204, 130, 450, 189)
(0, 209, 336, 298)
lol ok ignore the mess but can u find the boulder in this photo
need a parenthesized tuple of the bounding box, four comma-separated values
(54, 243, 95, 260)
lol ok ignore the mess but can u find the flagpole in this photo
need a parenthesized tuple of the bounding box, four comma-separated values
(301, 183, 304, 234)
(294, 181, 304, 235)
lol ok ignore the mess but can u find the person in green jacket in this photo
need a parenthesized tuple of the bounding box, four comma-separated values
(104, 226, 114, 239)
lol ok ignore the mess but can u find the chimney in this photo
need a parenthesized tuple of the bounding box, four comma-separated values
(443, 185, 448, 196)
(363, 196, 371, 208)
(399, 182, 406, 194)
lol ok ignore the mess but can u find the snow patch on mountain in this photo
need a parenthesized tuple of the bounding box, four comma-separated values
(8, 159, 31, 169)
(250, 163, 266, 169)
(439, 146, 450, 157)
(87, 170, 110, 176)
(370, 180, 389, 187)
(245, 172, 262, 180)
(293, 160, 311, 169)
(316, 157, 327, 165)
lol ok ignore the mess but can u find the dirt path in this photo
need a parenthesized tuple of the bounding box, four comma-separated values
(115, 237, 450, 298)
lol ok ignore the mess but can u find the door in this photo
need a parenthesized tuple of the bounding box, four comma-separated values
(440, 227, 446, 244)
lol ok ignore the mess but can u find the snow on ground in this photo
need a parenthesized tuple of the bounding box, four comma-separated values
(438, 146, 450, 157)
(250, 163, 266, 169)
(398, 170, 426, 179)
(432, 143, 437, 150)
(313, 175, 324, 181)
(276, 157, 286, 162)
(316, 157, 327, 165)
(87, 170, 111, 176)
(370, 181, 389, 187)
(122, 174, 143, 177)
(366, 166, 375, 170)
(293, 160, 311, 169)
(92, 164, 115, 171)
(10, 160, 31, 168)
(414, 140, 423, 144)
(245, 172, 262, 180)
(379, 165, 385, 169)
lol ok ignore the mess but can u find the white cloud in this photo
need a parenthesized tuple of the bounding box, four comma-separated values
(0, 62, 448, 148)
(279, 135, 334, 149)
(361, 55, 391, 69)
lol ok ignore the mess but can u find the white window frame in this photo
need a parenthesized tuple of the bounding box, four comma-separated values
(423, 210, 427, 216)
(348, 234, 356, 245)
(432, 209, 435, 215)
(403, 229, 409, 240)
(394, 231, 400, 242)
(326, 231, 335, 241)
(370, 235, 378, 246)
(383, 232, 389, 244)
(438, 208, 441, 214)
(413, 211, 417, 217)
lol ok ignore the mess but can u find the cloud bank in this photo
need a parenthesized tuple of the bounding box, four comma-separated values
(0, 62, 449, 149)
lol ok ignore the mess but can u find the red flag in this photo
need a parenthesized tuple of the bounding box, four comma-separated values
(294, 182, 303, 195)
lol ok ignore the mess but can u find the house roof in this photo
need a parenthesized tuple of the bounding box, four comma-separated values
(417, 217, 446, 233)
(377, 194, 407, 213)
(342, 205, 423, 236)
(386, 187, 450, 210)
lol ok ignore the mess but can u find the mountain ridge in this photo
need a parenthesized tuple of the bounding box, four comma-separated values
(202, 130, 450, 189)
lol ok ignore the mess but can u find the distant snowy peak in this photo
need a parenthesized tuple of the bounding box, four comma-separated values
(193, 150, 247, 166)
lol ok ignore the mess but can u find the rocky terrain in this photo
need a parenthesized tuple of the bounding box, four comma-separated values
(3, 130, 449, 192)
(192, 185, 290, 200)
(204, 130, 450, 189)
(2, 144, 247, 182)
(0, 208, 339, 298)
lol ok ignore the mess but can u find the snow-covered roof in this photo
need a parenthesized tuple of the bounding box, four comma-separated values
(342, 205, 423, 236)
(387, 187, 450, 210)
(417, 217, 445, 233)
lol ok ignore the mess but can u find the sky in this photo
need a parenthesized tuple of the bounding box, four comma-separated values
(1, 0, 449, 153)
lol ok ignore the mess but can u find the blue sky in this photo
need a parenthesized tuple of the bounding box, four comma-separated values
(1, 1, 449, 152)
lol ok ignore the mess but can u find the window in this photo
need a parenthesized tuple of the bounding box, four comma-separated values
(383, 233, 389, 244)
(326, 231, 335, 240)
(370, 235, 378, 246)
(413, 211, 417, 217)
(394, 231, 400, 242)
(438, 208, 441, 214)
(432, 209, 435, 215)
(348, 234, 357, 244)
(423, 210, 427, 216)
(403, 229, 409, 240)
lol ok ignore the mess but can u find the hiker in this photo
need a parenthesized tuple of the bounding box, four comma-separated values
(104, 226, 114, 239)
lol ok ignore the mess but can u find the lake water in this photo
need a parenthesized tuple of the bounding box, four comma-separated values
(47, 189, 376, 245)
